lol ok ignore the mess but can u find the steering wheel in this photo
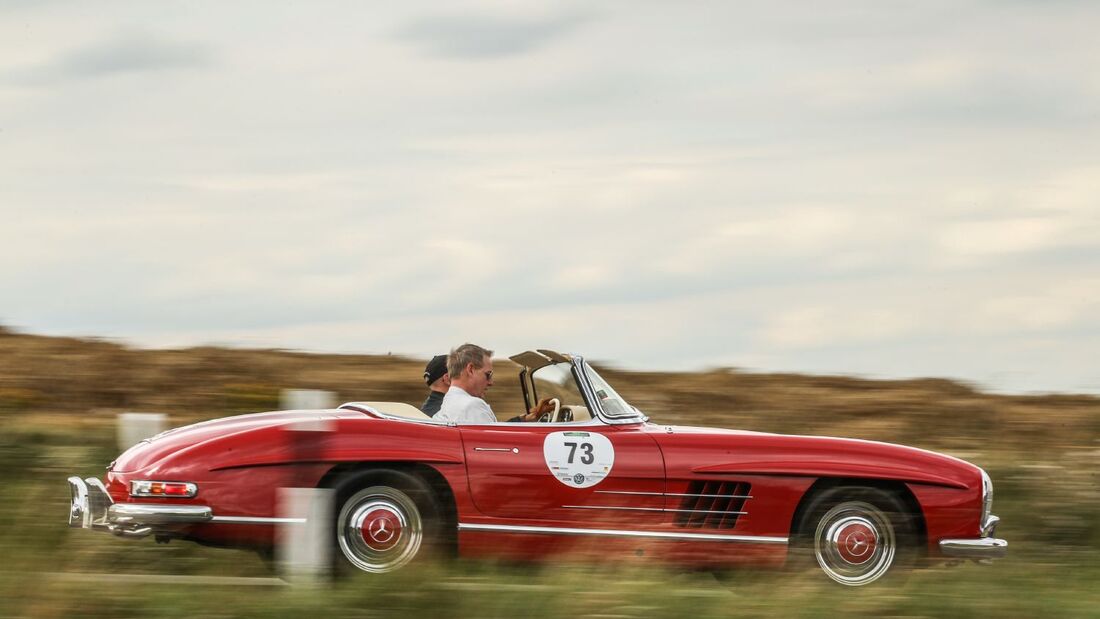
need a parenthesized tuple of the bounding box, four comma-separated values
(537, 398, 561, 423)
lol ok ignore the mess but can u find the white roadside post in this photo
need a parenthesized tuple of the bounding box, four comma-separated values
(116, 412, 167, 451)
(279, 389, 336, 410)
(277, 417, 334, 584)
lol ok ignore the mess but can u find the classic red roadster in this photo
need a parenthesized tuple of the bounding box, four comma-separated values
(68, 350, 1006, 586)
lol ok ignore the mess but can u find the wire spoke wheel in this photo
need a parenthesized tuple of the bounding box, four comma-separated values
(813, 500, 896, 586)
(337, 486, 424, 573)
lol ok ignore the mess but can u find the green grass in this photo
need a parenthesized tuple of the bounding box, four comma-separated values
(2, 552, 1098, 618)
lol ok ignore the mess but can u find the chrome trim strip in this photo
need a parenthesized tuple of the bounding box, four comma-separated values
(562, 505, 747, 515)
(594, 490, 754, 499)
(671, 508, 748, 515)
(210, 516, 307, 525)
(457, 522, 787, 545)
(678, 494, 753, 499)
(564, 505, 664, 512)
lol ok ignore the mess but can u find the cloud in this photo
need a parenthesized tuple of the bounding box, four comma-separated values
(932, 167, 1100, 264)
(760, 306, 920, 350)
(25, 32, 212, 82)
(395, 11, 591, 59)
(550, 264, 613, 292)
(968, 276, 1100, 332)
(937, 217, 1066, 256)
(2, 1, 1100, 395)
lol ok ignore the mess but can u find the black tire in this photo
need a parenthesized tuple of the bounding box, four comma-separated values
(332, 470, 441, 575)
(793, 486, 916, 587)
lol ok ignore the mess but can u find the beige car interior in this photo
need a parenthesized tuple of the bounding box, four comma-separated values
(554, 404, 591, 422)
(356, 350, 590, 424)
(359, 399, 590, 424)
(362, 401, 431, 420)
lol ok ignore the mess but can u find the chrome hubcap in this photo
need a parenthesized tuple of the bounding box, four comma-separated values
(359, 504, 404, 551)
(832, 518, 877, 565)
(337, 487, 422, 573)
(814, 501, 895, 586)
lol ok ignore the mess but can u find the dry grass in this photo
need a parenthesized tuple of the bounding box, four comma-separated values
(2, 326, 1095, 461)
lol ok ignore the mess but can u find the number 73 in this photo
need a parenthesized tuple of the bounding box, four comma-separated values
(564, 441, 595, 465)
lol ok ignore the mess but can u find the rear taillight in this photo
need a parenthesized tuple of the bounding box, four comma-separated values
(130, 480, 198, 498)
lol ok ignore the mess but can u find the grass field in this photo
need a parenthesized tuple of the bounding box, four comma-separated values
(1, 328, 1098, 617)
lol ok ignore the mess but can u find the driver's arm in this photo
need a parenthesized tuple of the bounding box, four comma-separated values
(505, 397, 555, 422)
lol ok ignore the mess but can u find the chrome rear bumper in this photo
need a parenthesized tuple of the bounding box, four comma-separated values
(68, 476, 212, 539)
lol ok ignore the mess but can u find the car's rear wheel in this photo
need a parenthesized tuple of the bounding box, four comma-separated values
(796, 486, 916, 586)
(334, 471, 440, 574)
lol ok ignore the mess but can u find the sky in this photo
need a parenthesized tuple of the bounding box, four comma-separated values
(1, 1, 1098, 394)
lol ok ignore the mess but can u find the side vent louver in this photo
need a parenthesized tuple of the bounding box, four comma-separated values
(674, 481, 752, 529)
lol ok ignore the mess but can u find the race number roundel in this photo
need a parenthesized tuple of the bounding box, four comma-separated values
(543, 431, 615, 488)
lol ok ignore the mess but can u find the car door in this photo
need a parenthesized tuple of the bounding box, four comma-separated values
(459, 421, 666, 527)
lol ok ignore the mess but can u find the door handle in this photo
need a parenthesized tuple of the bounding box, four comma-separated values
(474, 447, 520, 453)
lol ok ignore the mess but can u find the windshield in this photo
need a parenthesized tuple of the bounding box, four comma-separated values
(531, 362, 585, 408)
(583, 362, 636, 419)
(528, 358, 641, 423)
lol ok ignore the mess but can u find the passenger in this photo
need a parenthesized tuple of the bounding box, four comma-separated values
(420, 355, 450, 417)
(435, 343, 554, 424)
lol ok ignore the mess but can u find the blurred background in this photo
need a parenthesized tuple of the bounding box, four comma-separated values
(1, 329, 1098, 617)
(2, 0, 1099, 616)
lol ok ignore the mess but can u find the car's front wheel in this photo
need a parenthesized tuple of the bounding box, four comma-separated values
(796, 486, 916, 586)
(334, 472, 439, 574)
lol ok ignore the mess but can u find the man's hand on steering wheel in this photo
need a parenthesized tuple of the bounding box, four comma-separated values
(522, 397, 557, 422)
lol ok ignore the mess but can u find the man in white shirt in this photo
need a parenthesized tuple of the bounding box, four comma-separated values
(435, 343, 553, 424)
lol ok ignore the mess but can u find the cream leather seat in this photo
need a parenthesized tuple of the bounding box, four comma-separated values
(361, 401, 432, 420)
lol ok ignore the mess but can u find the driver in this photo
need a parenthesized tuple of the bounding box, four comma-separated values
(435, 343, 555, 424)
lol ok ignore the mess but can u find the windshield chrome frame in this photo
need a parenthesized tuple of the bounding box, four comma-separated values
(570, 355, 648, 425)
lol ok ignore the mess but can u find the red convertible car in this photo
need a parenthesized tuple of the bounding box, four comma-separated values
(68, 350, 1005, 586)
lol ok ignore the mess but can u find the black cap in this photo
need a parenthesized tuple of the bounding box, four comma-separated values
(423, 355, 448, 386)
